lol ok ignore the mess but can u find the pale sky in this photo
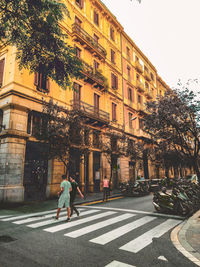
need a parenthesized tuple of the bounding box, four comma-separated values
(101, 0, 200, 90)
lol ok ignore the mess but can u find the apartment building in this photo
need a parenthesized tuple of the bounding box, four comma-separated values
(0, 0, 169, 202)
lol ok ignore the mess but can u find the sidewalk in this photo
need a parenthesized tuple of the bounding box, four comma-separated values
(0, 189, 123, 214)
(171, 210, 200, 266)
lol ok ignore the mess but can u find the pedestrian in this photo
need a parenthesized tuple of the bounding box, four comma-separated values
(103, 176, 109, 202)
(55, 174, 72, 221)
(69, 176, 84, 217)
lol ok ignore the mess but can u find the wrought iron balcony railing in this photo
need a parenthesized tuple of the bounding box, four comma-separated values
(136, 80, 145, 92)
(135, 61, 143, 74)
(71, 100, 110, 123)
(72, 23, 107, 60)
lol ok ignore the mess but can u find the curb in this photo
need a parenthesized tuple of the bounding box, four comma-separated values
(171, 210, 200, 266)
(75, 194, 123, 205)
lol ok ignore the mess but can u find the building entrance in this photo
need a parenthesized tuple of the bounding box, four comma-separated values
(23, 141, 48, 201)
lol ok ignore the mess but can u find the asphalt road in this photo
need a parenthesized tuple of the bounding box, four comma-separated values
(0, 195, 196, 267)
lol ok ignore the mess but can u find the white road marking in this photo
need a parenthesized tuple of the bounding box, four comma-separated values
(90, 216, 156, 245)
(28, 209, 99, 228)
(1, 209, 58, 221)
(44, 211, 116, 233)
(13, 209, 85, 224)
(65, 213, 135, 238)
(0, 215, 12, 219)
(158, 256, 168, 261)
(104, 260, 136, 267)
(79, 206, 184, 220)
(119, 219, 182, 253)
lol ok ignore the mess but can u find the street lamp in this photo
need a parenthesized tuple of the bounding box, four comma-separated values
(131, 116, 137, 121)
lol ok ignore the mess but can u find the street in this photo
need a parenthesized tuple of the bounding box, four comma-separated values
(0, 195, 197, 267)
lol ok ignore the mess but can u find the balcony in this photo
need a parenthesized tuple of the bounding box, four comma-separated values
(72, 23, 107, 60)
(82, 61, 108, 91)
(137, 103, 147, 114)
(136, 80, 145, 93)
(71, 100, 110, 125)
(145, 89, 153, 99)
(144, 70, 151, 81)
(135, 61, 143, 74)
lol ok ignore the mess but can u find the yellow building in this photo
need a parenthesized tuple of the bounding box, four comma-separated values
(0, 0, 169, 202)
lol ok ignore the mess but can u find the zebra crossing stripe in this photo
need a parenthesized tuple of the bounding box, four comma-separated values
(104, 260, 136, 267)
(65, 213, 135, 238)
(13, 209, 85, 225)
(44, 211, 116, 233)
(90, 216, 156, 245)
(119, 218, 182, 253)
(28, 209, 99, 228)
(1, 209, 58, 222)
(0, 215, 12, 219)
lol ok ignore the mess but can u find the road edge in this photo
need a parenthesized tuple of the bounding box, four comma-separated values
(171, 210, 200, 266)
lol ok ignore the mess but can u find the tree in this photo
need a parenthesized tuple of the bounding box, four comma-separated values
(0, 0, 84, 89)
(34, 99, 88, 176)
(101, 130, 127, 188)
(144, 83, 200, 182)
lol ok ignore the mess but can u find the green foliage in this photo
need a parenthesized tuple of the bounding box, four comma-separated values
(144, 80, 200, 180)
(34, 99, 87, 172)
(0, 0, 84, 89)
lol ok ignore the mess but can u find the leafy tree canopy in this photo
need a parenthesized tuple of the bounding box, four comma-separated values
(144, 80, 200, 181)
(0, 0, 83, 89)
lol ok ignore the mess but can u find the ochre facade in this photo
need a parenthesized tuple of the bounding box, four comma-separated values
(0, 0, 169, 202)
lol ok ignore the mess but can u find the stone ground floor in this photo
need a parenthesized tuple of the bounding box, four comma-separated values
(0, 101, 165, 203)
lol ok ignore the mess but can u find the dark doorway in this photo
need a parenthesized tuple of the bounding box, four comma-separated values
(143, 149, 149, 179)
(69, 148, 80, 184)
(84, 152, 89, 193)
(93, 152, 101, 192)
(111, 154, 118, 189)
(24, 141, 48, 201)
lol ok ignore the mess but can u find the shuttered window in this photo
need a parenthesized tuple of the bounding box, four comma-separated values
(112, 103, 117, 121)
(111, 73, 118, 89)
(110, 27, 115, 41)
(34, 71, 49, 92)
(0, 58, 5, 88)
(111, 49, 115, 64)
(75, 0, 84, 9)
(94, 11, 99, 26)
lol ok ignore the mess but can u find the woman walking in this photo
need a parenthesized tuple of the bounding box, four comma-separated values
(103, 176, 110, 202)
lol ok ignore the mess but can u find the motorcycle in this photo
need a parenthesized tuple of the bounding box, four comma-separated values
(152, 187, 193, 217)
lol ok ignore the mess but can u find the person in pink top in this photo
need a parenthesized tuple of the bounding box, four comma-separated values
(103, 176, 110, 202)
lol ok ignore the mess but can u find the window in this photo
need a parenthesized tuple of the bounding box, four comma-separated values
(93, 60, 99, 71)
(93, 34, 99, 44)
(75, 46, 81, 58)
(74, 82, 81, 104)
(75, 0, 84, 9)
(34, 71, 49, 92)
(128, 88, 133, 102)
(145, 82, 149, 89)
(111, 73, 118, 89)
(150, 73, 154, 81)
(84, 128, 90, 146)
(126, 47, 130, 60)
(112, 103, 117, 121)
(138, 94, 142, 104)
(0, 109, 3, 132)
(93, 130, 100, 148)
(135, 55, 139, 62)
(127, 65, 131, 80)
(94, 93, 100, 113)
(0, 58, 5, 88)
(129, 112, 133, 129)
(111, 49, 115, 64)
(94, 11, 99, 26)
(136, 74, 140, 80)
(139, 118, 144, 129)
(110, 26, 115, 41)
(75, 16, 82, 26)
(144, 66, 148, 72)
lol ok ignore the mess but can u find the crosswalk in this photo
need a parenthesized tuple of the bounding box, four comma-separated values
(0, 206, 182, 262)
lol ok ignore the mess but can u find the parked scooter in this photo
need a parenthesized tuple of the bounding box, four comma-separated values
(152, 187, 193, 216)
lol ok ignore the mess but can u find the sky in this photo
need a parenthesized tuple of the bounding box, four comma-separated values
(101, 0, 200, 90)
